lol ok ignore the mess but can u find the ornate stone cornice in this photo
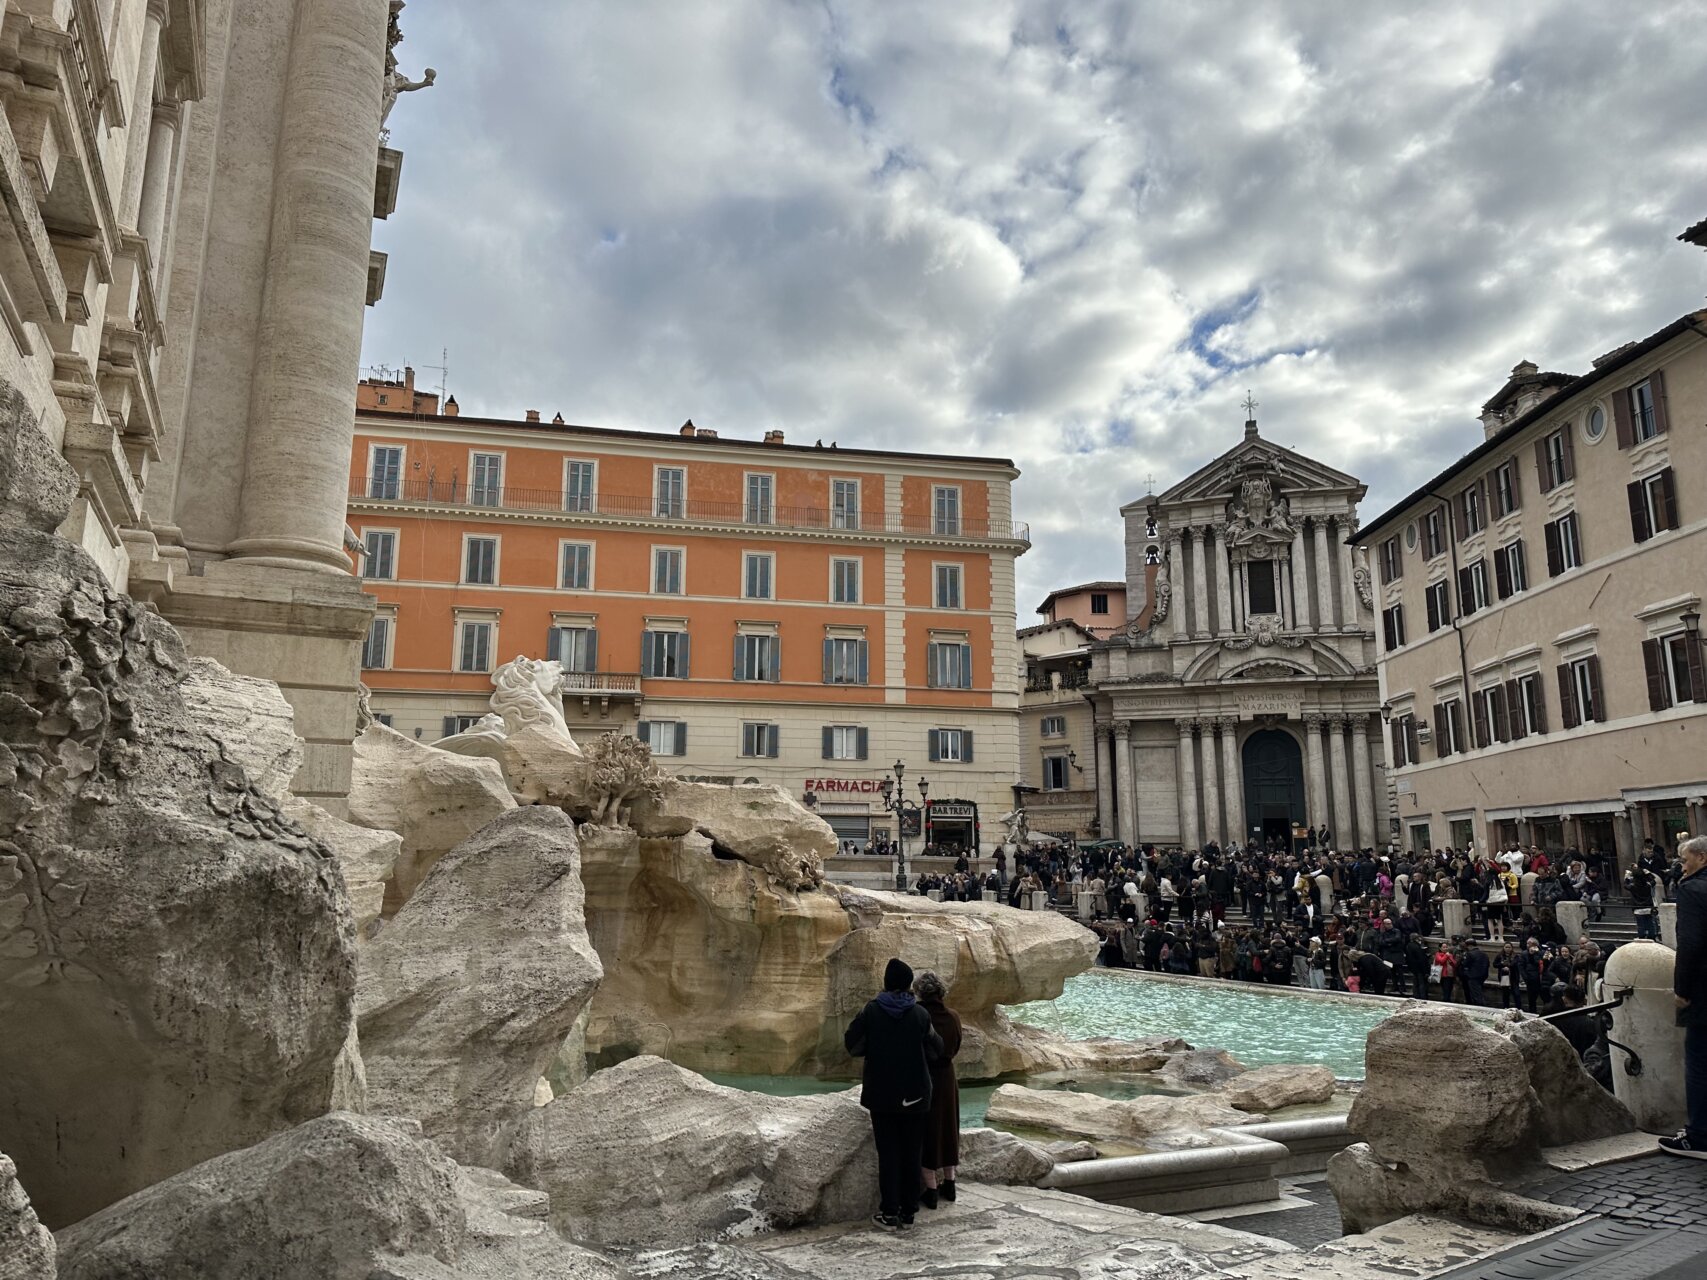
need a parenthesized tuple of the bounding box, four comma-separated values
(1303, 712, 1327, 729)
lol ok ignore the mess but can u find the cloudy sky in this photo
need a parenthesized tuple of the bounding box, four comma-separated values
(367, 1, 1707, 611)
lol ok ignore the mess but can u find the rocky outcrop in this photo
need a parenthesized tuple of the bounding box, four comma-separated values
(983, 1085, 1260, 1144)
(578, 827, 1098, 1078)
(632, 780, 830, 890)
(284, 796, 399, 936)
(1, 1151, 53, 1280)
(1218, 1064, 1338, 1113)
(956, 1127, 1057, 1185)
(1158, 1048, 1247, 1088)
(1494, 1014, 1636, 1146)
(347, 723, 517, 914)
(508, 1056, 876, 1247)
(1327, 1006, 1570, 1235)
(54, 1113, 629, 1280)
(357, 807, 603, 1168)
(0, 523, 359, 1229)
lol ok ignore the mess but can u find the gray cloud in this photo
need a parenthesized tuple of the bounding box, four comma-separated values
(367, 0, 1707, 611)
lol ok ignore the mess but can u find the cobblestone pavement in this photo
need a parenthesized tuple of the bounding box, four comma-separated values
(1204, 1181, 1344, 1250)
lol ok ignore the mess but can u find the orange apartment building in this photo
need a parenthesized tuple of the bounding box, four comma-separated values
(346, 370, 1031, 853)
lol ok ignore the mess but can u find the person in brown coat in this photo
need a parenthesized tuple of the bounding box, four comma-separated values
(913, 970, 962, 1208)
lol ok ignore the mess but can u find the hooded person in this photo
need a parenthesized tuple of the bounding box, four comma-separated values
(845, 957, 944, 1228)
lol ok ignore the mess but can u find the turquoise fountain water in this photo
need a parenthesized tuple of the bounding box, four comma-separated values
(1005, 970, 1397, 1079)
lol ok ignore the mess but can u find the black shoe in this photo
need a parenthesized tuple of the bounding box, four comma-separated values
(898, 1213, 915, 1228)
(872, 1212, 903, 1229)
(940, 1180, 956, 1202)
(1659, 1134, 1707, 1160)
(920, 1187, 939, 1210)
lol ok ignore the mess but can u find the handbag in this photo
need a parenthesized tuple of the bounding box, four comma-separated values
(1429, 963, 1444, 983)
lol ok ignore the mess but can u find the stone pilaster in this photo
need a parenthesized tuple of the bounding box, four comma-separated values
(1213, 527, 1232, 636)
(1352, 715, 1377, 851)
(1177, 718, 1200, 850)
(1338, 517, 1361, 632)
(1290, 522, 1309, 628)
(1113, 721, 1136, 847)
(1191, 527, 1212, 639)
(1201, 718, 1223, 846)
(1164, 532, 1184, 636)
(1312, 518, 1333, 634)
(1094, 719, 1115, 841)
(1327, 714, 1353, 852)
(1218, 716, 1243, 844)
(1303, 713, 1328, 832)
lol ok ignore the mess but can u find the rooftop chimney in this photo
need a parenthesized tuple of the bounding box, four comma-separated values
(443, 395, 459, 417)
(552, 412, 564, 424)
(679, 419, 696, 437)
(695, 427, 717, 438)
(1511, 360, 1538, 377)
(525, 409, 541, 423)
(763, 430, 785, 444)
(1243, 418, 1258, 441)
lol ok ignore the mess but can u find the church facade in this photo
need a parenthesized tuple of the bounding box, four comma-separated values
(1087, 418, 1388, 852)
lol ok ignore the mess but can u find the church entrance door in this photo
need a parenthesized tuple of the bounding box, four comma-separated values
(1242, 729, 1305, 848)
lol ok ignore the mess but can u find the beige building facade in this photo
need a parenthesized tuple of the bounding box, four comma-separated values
(1018, 617, 1100, 842)
(1355, 311, 1707, 867)
(1088, 420, 1385, 852)
(1, 0, 412, 814)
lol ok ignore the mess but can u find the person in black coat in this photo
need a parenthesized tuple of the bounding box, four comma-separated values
(845, 957, 944, 1226)
(1661, 836, 1707, 1159)
(1459, 940, 1490, 1006)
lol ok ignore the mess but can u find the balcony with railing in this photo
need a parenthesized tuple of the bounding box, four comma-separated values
(350, 476, 1031, 544)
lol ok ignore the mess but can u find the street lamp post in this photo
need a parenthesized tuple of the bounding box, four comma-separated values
(879, 760, 929, 893)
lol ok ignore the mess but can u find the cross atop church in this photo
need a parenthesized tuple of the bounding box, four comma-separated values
(1144, 472, 1156, 493)
(1242, 390, 1259, 440)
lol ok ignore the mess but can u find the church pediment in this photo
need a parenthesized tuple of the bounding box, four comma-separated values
(1158, 434, 1364, 507)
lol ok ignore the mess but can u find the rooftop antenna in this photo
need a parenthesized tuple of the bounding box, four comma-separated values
(409, 348, 450, 406)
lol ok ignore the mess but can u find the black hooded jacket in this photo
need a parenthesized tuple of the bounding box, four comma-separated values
(845, 993, 944, 1113)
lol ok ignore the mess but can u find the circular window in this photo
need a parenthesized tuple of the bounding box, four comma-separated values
(1584, 405, 1607, 443)
(1404, 521, 1419, 552)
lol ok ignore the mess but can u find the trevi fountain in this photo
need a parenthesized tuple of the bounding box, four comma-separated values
(0, 417, 1671, 1279)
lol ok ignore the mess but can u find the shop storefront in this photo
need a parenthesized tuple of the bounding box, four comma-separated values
(925, 799, 979, 854)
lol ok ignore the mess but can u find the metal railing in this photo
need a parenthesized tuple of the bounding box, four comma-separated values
(350, 476, 1031, 543)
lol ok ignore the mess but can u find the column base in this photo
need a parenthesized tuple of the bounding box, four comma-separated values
(154, 561, 376, 816)
(223, 533, 357, 573)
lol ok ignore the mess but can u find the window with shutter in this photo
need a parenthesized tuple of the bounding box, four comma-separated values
(1557, 664, 1578, 730)
(361, 617, 390, 669)
(1494, 546, 1511, 599)
(1505, 679, 1527, 740)
(1534, 437, 1552, 493)
(1472, 693, 1489, 749)
(856, 727, 869, 760)
(1405, 715, 1421, 763)
(1643, 637, 1671, 712)
(362, 530, 396, 580)
(1655, 468, 1679, 533)
(1457, 567, 1474, 617)
(1488, 685, 1509, 742)
(1628, 480, 1653, 543)
(1544, 520, 1562, 576)
(927, 730, 941, 762)
(1584, 655, 1604, 723)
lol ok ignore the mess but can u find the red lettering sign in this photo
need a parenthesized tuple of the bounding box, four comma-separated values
(804, 778, 884, 794)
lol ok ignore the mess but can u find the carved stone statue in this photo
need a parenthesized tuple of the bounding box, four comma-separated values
(491, 656, 575, 744)
(382, 0, 436, 130)
(1224, 473, 1295, 554)
(996, 807, 1030, 850)
(582, 732, 666, 827)
(1354, 561, 1374, 611)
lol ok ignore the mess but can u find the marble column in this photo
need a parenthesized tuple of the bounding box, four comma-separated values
(1312, 518, 1334, 632)
(1290, 523, 1309, 628)
(226, 0, 393, 570)
(1177, 719, 1200, 850)
(1201, 719, 1223, 845)
(1327, 715, 1354, 852)
(1213, 528, 1233, 636)
(1219, 717, 1244, 844)
(1113, 722, 1137, 847)
(118, 0, 167, 229)
(1278, 555, 1291, 629)
(1164, 533, 1184, 634)
(1352, 715, 1377, 851)
(137, 101, 182, 268)
(1338, 521, 1361, 632)
(1094, 720, 1115, 841)
(1190, 528, 1211, 639)
(1304, 714, 1329, 834)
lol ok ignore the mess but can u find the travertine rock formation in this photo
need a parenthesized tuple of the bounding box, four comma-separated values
(0, 508, 359, 1228)
(348, 722, 517, 913)
(507, 1056, 876, 1247)
(983, 1085, 1260, 1144)
(180, 660, 397, 932)
(956, 1127, 1057, 1185)
(577, 827, 1097, 1078)
(1494, 1014, 1635, 1147)
(1158, 1048, 1248, 1088)
(632, 779, 830, 890)
(1219, 1064, 1338, 1113)
(0, 1151, 53, 1280)
(54, 1113, 629, 1280)
(1327, 1006, 1572, 1235)
(357, 807, 603, 1168)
